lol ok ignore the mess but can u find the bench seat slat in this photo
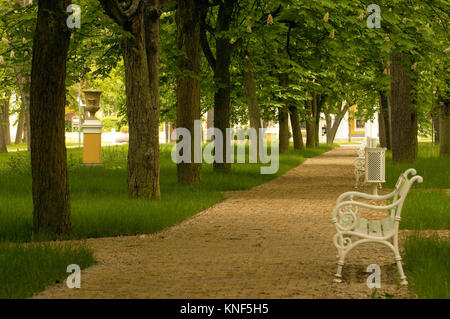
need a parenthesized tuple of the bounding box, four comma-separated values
(355, 217, 368, 234)
(381, 216, 394, 236)
(367, 220, 382, 236)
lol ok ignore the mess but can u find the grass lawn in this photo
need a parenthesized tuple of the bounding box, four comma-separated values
(383, 143, 449, 299)
(0, 143, 334, 242)
(0, 243, 95, 299)
(403, 235, 449, 299)
(6, 141, 78, 152)
(0, 142, 333, 298)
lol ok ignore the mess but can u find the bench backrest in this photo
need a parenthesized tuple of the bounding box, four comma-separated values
(391, 169, 423, 219)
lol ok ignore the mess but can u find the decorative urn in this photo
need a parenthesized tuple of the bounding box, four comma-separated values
(83, 90, 103, 120)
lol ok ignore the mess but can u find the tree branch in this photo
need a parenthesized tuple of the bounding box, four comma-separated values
(98, 0, 142, 26)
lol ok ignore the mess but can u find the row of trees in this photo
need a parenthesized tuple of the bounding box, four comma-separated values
(0, 0, 448, 235)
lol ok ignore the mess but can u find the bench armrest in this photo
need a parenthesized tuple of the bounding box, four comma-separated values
(336, 190, 396, 205)
(331, 198, 402, 225)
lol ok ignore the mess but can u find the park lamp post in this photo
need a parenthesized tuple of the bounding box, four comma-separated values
(82, 90, 103, 166)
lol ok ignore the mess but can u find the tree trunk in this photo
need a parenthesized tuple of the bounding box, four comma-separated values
(278, 73, 290, 154)
(0, 97, 8, 153)
(30, 0, 71, 235)
(378, 90, 391, 149)
(175, 0, 202, 184)
(243, 56, 262, 159)
(305, 99, 315, 148)
(212, 0, 235, 170)
(325, 105, 348, 145)
(16, 73, 31, 149)
(206, 109, 214, 141)
(289, 106, 304, 150)
(439, 99, 450, 155)
(121, 5, 161, 199)
(0, 95, 11, 149)
(306, 93, 321, 148)
(1, 96, 11, 145)
(314, 94, 323, 148)
(15, 106, 25, 144)
(389, 52, 417, 162)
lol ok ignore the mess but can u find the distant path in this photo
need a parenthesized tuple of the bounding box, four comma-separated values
(35, 146, 410, 299)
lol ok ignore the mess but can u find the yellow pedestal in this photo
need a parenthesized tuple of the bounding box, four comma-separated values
(83, 133, 102, 165)
(82, 120, 103, 166)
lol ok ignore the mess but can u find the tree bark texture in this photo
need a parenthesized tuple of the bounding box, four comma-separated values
(289, 105, 304, 150)
(439, 99, 450, 155)
(243, 57, 262, 159)
(0, 95, 11, 149)
(306, 93, 321, 148)
(212, 0, 236, 170)
(16, 73, 31, 149)
(378, 90, 391, 149)
(30, 0, 71, 234)
(100, 0, 164, 199)
(175, 0, 202, 184)
(389, 52, 417, 163)
(15, 105, 25, 144)
(278, 73, 290, 154)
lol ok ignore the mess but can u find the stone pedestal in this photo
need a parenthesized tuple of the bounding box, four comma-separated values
(82, 120, 103, 165)
(82, 90, 103, 166)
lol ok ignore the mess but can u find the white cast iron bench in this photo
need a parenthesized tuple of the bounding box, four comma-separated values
(331, 168, 423, 285)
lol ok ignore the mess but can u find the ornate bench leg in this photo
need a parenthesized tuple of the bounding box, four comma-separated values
(393, 237, 408, 285)
(334, 260, 345, 283)
(395, 256, 408, 285)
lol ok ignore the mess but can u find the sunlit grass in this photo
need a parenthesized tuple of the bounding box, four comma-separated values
(0, 142, 334, 242)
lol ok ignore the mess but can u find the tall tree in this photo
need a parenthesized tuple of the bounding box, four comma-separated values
(243, 54, 262, 160)
(30, 0, 71, 234)
(176, 0, 203, 184)
(278, 72, 290, 153)
(201, 0, 237, 171)
(0, 93, 10, 148)
(15, 105, 25, 144)
(289, 105, 304, 150)
(389, 52, 417, 163)
(99, 0, 167, 199)
(378, 89, 391, 149)
(439, 98, 449, 155)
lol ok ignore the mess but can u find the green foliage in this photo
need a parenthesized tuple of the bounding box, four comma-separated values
(101, 115, 120, 131)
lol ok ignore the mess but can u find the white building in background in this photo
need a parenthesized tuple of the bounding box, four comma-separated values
(260, 107, 379, 144)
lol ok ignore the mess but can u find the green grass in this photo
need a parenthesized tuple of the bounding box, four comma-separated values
(0, 143, 334, 242)
(0, 243, 95, 299)
(403, 235, 450, 299)
(6, 142, 78, 152)
(381, 143, 449, 299)
(382, 142, 449, 230)
(0, 142, 332, 298)
(385, 143, 449, 189)
(400, 190, 450, 230)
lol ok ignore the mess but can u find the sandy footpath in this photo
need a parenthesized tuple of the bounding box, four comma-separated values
(35, 146, 411, 299)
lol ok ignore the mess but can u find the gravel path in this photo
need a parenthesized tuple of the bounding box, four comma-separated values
(35, 146, 411, 299)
